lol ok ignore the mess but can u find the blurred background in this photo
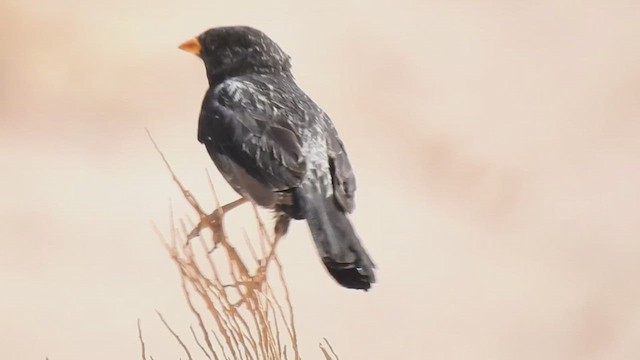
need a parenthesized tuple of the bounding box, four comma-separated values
(1, 0, 639, 359)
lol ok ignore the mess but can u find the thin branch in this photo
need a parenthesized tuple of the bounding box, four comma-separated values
(190, 325, 213, 360)
(146, 128, 206, 216)
(178, 267, 220, 360)
(146, 138, 341, 359)
(155, 310, 193, 360)
(209, 329, 231, 360)
(137, 319, 148, 360)
(323, 338, 339, 359)
(274, 255, 300, 360)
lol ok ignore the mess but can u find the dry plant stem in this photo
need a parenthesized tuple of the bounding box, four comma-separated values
(190, 325, 214, 360)
(183, 277, 219, 360)
(324, 338, 338, 359)
(274, 256, 300, 360)
(260, 213, 290, 266)
(320, 338, 339, 360)
(191, 236, 258, 359)
(156, 310, 194, 360)
(137, 319, 148, 360)
(252, 210, 299, 359)
(168, 205, 300, 359)
(146, 129, 206, 216)
(210, 329, 230, 360)
(178, 252, 239, 359)
(146, 133, 339, 359)
(147, 131, 253, 294)
(320, 346, 331, 360)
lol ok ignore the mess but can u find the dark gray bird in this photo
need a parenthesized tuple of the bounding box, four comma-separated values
(179, 26, 375, 290)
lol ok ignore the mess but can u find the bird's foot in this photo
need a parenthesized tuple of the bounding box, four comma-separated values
(186, 198, 248, 243)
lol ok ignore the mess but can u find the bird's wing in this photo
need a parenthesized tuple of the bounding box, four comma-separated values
(198, 79, 306, 191)
(326, 118, 357, 213)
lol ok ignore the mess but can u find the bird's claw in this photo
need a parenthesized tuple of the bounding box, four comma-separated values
(186, 209, 224, 242)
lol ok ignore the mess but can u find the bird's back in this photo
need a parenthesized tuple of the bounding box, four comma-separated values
(207, 74, 336, 191)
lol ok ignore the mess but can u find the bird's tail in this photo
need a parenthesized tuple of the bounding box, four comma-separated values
(302, 188, 376, 291)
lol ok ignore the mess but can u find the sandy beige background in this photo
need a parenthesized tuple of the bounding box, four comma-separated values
(1, 0, 639, 359)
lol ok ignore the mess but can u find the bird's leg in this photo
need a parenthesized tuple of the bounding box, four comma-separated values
(258, 212, 290, 267)
(273, 212, 291, 244)
(274, 189, 305, 220)
(187, 197, 248, 243)
(274, 191, 294, 206)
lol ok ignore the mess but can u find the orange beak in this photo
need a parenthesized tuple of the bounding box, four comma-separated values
(178, 37, 201, 56)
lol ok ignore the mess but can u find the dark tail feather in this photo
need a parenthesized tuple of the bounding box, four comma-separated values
(303, 190, 376, 291)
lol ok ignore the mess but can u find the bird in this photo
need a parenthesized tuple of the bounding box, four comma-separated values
(178, 26, 376, 290)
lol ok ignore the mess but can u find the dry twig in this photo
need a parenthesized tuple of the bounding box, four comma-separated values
(141, 132, 339, 359)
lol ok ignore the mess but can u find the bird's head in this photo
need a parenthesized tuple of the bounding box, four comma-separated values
(179, 26, 292, 84)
